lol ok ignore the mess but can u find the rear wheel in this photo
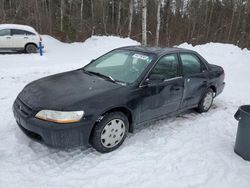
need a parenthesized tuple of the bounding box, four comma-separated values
(196, 88, 214, 113)
(90, 112, 129, 153)
(25, 44, 37, 53)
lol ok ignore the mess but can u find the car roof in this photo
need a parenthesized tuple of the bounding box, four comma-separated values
(0, 24, 37, 34)
(117, 46, 196, 56)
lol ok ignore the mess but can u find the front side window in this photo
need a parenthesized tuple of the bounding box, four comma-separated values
(84, 50, 154, 84)
(0, 29, 11, 36)
(180, 53, 202, 76)
(150, 54, 179, 79)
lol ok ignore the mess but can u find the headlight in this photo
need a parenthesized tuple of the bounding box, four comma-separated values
(35, 110, 84, 123)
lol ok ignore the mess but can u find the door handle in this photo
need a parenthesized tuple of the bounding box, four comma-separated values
(6, 37, 11, 39)
(171, 86, 181, 91)
(24, 37, 28, 39)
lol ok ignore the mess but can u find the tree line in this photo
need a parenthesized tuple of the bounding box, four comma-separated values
(0, 0, 250, 48)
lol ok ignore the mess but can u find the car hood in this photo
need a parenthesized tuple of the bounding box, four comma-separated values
(18, 70, 122, 110)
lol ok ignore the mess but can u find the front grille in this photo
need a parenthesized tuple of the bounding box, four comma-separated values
(14, 98, 34, 117)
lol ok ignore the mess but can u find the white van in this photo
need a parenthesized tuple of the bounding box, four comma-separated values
(0, 24, 41, 53)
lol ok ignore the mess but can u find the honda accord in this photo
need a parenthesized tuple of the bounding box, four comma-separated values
(13, 46, 225, 153)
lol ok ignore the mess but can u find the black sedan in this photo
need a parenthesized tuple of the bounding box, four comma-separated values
(13, 46, 225, 153)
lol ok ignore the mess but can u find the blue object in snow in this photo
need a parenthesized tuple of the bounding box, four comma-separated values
(38, 41, 44, 56)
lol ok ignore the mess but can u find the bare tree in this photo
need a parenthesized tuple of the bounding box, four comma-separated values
(102, 0, 108, 35)
(206, 0, 214, 41)
(91, 0, 95, 35)
(116, 0, 122, 35)
(228, 2, 236, 41)
(0, 0, 6, 23)
(0, 0, 249, 49)
(111, 0, 115, 30)
(128, 0, 134, 37)
(142, 0, 147, 46)
(232, 0, 242, 43)
(60, 0, 64, 31)
(155, 0, 161, 46)
(80, 0, 84, 31)
(35, 0, 41, 32)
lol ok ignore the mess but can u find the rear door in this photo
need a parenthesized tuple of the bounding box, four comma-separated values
(0, 29, 12, 48)
(11, 29, 28, 48)
(179, 53, 209, 108)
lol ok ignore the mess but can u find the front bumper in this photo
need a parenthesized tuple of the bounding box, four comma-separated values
(13, 98, 94, 149)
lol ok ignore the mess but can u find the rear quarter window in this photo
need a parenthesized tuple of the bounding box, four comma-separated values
(24, 31, 35, 35)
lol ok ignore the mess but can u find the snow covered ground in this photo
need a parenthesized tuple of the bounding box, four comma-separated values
(0, 36, 250, 188)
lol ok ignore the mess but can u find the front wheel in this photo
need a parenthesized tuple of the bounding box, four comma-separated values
(90, 112, 129, 153)
(196, 88, 214, 113)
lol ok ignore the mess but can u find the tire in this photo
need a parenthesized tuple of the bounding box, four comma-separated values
(196, 88, 214, 113)
(25, 44, 37, 53)
(90, 112, 129, 153)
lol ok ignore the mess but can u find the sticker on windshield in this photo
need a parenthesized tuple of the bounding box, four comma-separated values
(132, 54, 149, 61)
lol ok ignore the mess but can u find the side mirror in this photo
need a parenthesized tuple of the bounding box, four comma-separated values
(144, 74, 165, 86)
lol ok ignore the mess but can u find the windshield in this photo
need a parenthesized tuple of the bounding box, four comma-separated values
(83, 50, 155, 84)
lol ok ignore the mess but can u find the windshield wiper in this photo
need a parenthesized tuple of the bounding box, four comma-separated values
(82, 69, 127, 85)
(83, 70, 116, 83)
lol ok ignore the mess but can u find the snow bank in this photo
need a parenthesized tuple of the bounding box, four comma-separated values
(179, 42, 250, 102)
(0, 36, 250, 188)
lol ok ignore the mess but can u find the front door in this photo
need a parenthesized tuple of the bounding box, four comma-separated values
(139, 54, 184, 123)
(0, 29, 12, 48)
(179, 53, 209, 108)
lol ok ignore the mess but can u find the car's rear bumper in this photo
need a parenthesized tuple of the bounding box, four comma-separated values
(13, 101, 94, 149)
(216, 82, 225, 96)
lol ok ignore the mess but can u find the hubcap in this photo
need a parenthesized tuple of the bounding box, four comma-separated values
(27, 45, 36, 53)
(101, 119, 126, 148)
(203, 92, 213, 110)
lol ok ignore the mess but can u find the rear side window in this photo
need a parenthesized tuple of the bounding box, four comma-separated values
(180, 53, 202, 76)
(151, 54, 179, 79)
(0, 29, 11, 36)
(12, 29, 35, 36)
